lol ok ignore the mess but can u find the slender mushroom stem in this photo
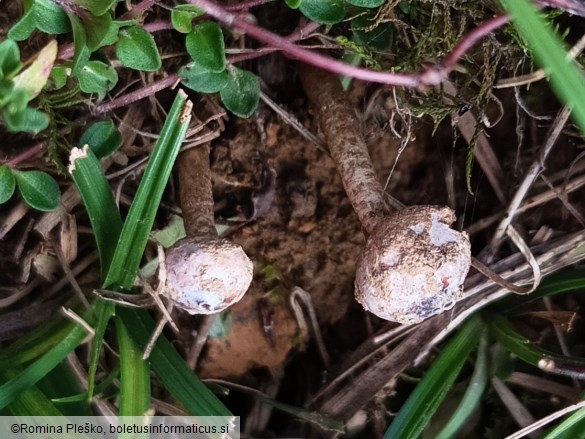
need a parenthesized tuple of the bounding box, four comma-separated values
(177, 144, 217, 240)
(164, 102, 253, 315)
(299, 65, 472, 324)
(299, 64, 387, 236)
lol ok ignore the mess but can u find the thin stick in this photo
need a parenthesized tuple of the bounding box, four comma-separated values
(488, 107, 572, 253)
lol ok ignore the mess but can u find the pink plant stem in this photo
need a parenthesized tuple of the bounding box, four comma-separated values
(186, 0, 509, 87)
(224, 0, 271, 11)
(4, 141, 47, 167)
(94, 74, 179, 114)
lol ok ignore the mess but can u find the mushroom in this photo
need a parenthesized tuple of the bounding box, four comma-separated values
(164, 109, 253, 314)
(299, 65, 471, 324)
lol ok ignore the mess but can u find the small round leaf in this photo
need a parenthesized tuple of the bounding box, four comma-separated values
(185, 21, 226, 73)
(0, 165, 16, 204)
(171, 5, 204, 34)
(346, 0, 384, 8)
(220, 67, 259, 118)
(0, 39, 20, 79)
(179, 62, 229, 93)
(76, 60, 118, 100)
(284, 0, 302, 9)
(8, 7, 36, 41)
(13, 169, 60, 211)
(116, 26, 162, 72)
(3, 106, 49, 134)
(299, 0, 345, 25)
(32, 0, 71, 34)
(80, 120, 122, 159)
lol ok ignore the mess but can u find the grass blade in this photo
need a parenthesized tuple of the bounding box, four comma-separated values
(435, 332, 489, 439)
(117, 306, 231, 417)
(384, 315, 484, 439)
(0, 324, 89, 410)
(487, 314, 585, 378)
(500, 0, 585, 134)
(103, 90, 192, 291)
(69, 146, 123, 280)
(115, 316, 151, 416)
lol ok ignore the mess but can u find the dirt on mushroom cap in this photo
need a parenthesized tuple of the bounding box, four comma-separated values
(355, 206, 472, 324)
(165, 237, 253, 314)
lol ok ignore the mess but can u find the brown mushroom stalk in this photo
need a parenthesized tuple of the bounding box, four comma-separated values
(299, 65, 471, 324)
(164, 116, 253, 314)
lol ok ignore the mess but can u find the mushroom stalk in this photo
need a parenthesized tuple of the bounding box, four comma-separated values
(299, 64, 386, 236)
(164, 107, 253, 315)
(177, 144, 216, 239)
(299, 65, 472, 324)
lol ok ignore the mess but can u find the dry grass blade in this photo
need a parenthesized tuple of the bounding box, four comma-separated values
(488, 107, 572, 254)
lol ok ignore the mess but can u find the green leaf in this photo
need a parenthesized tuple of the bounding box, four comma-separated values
(299, 0, 345, 25)
(103, 90, 191, 290)
(13, 169, 60, 211)
(0, 166, 16, 204)
(12, 40, 58, 101)
(487, 314, 585, 376)
(8, 6, 37, 41)
(0, 323, 88, 410)
(0, 318, 75, 370)
(116, 26, 161, 72)
(542, 405, 585, 439)
(0, 39, 20, 80)
(5, 378, 63, 416)
(500, 0, 585, 137)
(351, 17, 393, 51)
(185, 21, 226, 73)
(100, 20, 122, 47)
(68, 145, 123, 279)
(2, 106, 49, 134)
(435, 333, 490, 439)
(76, 60, 118, 100)
(151, 214, 186, 248)
(284, 0, 302, 9)
(75, 0, 116, 16)
(68, 13, 91, 77)
(82, 11, 114, 51)
(346, 0, 384, 7)
(116, 316, 150, 416)
(32, 0, 71, 34)
(384, 316, 484, 439)
(79, 119, 122, 159)
(87, 300, 115, 400)
(49, 66, 68, 90)
(171, 4, 203, 34)
(220, 66, 260, 118)
(179, 62, 229, 93)
(117, 307, 232, 417)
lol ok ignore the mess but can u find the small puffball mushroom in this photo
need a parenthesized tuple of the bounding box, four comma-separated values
(355, 206, 471, 324)
(165, 237, 253, 314)
(300, 65, 471, 324)
(164, 101, 253, 314)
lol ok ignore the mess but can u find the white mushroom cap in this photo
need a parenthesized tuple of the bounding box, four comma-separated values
(355, 206, 471, 324)
(165, 237, 253, 314)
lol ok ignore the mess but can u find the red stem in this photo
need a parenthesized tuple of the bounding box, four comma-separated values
(186, 0, 509, 87)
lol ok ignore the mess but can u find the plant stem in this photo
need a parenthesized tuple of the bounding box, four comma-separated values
(299, 64, 387, 235)
(177, 143, 216, 239)
(186, 0, 509, 87)
(94, 74, 178, 114)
